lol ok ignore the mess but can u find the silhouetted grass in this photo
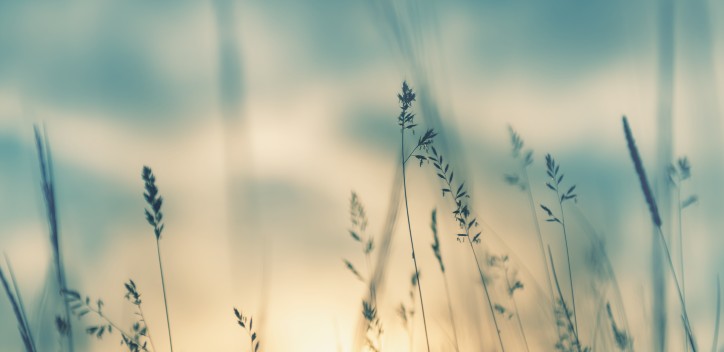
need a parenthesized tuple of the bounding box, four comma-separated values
(4, 88, 724, 352)
(418, 144, 506, 351)
(622, 116, 696, 351)
(234, 308, 261, 352)
(540, 154, 579, 340)
(397, 81, 433, 352)
(141, 166, 174, 352)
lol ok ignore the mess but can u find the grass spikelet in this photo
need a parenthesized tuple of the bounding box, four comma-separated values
(233, 308, 261, 352)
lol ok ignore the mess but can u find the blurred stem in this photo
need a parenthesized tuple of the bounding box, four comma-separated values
(401, 128, 431, 352)
(521, 166, 556, 304)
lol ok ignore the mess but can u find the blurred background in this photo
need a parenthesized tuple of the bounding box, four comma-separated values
(0, 0, 723, 351)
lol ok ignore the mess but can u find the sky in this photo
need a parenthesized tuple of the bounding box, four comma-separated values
(1, 0, 723, 351)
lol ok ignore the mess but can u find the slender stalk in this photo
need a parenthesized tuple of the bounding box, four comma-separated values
(426, 144, 505, 351)
(555, 191, 578, 335)
(441, 274, 461, 352)
(401, 128, 431, 352)
(677, 183, 688, 352)
(548, 247, 583, 352)
(34, 126, 73, 352)
(156, 238, 174, 352)
(521, 166, 555, 302)
(431, 208, 460, 352)
(713, 275, 720, 352)
(142, 166, 174, 352)
(136, 303, 157, 352)
(503, 266, 530, 352)
(0, 263, 36, 352)
(623, 116, 696, 350)
(467, 240, 506, 351)
(654, 225, 696, 350)
(5, 257, 36, 352)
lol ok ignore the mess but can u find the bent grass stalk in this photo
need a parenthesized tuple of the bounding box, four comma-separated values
(142, 166, 174, 352)
(622, 116, 697, 351)
(397, 81, 432, 352)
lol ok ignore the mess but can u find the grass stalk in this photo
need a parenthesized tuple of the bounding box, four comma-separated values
(548, 246, 583, 352)
(521, 165, 555, 301)
(540, 154, 579, 337)
(142, 166, 174, 352)
(420, 142, 506, 351)
(506, 127, 556, 304)
(557, 193, 578, 335)
(430, 209, 460, 352)
(397, 81, 432, 352)
(0, 259, 36, 352)
(401, 130, 431, 352)
(33, 125, 74, 352)
(712, 275, 720, 352)
(467, 240, 506, 351)
(622, 116, 697, 351)
(502, 263, 530, 352)
(155, 238, 173, 352)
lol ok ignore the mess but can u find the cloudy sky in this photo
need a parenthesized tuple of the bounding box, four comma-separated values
(1, 0, 723, 351)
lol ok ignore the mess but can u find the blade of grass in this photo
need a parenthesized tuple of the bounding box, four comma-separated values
(33, 125, 73, 352)
(0, 258, 36, 352)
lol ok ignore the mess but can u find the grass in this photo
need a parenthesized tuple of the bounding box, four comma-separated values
(0, 257, 36, 352)
(398, 81, 433, 352)
(539, 154, 580, 340)
(1, 86, 723, 352)
(142, 166, 174, 352)
(429, 208, 460, 352)
(419, 141, 506, 351)
(622, 116, 697, 351)
(34, 125, 74, 352)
